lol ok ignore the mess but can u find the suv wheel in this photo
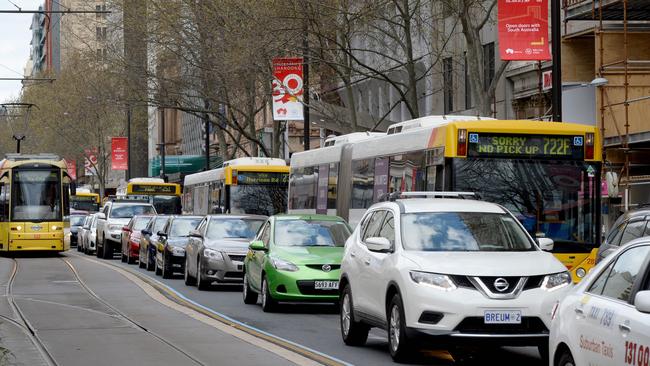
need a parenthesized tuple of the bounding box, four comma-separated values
(96, 240, 103, 258)
(162, 253, 173, 279)
(340, 284, 369, 346)
(184, 257, 196, 286)
(102, 240, 113, 259)
(388, 293, 413, 362)
(146, 247, 154, 271)
(154, 255, 162, 276)
(242, 272, 258, 304)
(261, 275, 277, 312)
(196, 260, 210, 290)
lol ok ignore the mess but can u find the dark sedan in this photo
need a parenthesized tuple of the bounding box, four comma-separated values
(154, 216, 203, 279)
(185, 215, 266, 290)
(139, 215, 171, 271)
(70, 213, 88, 249)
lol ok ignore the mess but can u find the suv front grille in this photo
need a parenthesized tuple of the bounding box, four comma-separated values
(450, 275, 547, 292)
(454, 317, 548, 335)
(227, 254, 245, 262)
(305, 264, 341, 271)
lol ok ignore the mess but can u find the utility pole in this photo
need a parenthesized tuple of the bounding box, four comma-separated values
(302, 11, 310, 151)
(204, 100, 211, 171)
(551, 0, 562, 122)
(126, 106, 131, 179)
(159, 109, 166, 181)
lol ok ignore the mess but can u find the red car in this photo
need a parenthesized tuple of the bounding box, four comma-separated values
(121, 215, 154, 264)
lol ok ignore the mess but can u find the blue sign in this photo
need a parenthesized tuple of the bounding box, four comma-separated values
(469, 133, 479, 144)
(573, 136, 583, 146)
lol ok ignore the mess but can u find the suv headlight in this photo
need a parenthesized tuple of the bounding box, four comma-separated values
(204, 248, 223, 260)
(108, 224, 122, 231)
(409, 271, 457, 291)
(170, 246, 185, 256)
(542, 271, 572, 292)
(270, 257, 299, 272)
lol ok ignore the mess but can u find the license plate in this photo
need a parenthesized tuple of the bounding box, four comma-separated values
(484, 310, 522, 324)
(314, 280, 338, 290)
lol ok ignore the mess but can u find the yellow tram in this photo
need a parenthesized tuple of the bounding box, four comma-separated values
(0, 154, 74, 253)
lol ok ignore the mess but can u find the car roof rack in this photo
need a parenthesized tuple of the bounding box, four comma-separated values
(379, 191, 477, 202)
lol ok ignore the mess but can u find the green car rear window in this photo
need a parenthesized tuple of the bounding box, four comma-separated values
(275, 220, 350, 247)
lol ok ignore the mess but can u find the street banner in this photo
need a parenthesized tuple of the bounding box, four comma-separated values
(84, 148, 98, 176)
(498, 0, 551, 61)
(64, 159, 77, 180)
(272, 57, 304, 121)
(111, 137, 128, 170)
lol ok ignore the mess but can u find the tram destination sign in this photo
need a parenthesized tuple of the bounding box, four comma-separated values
(467, 133, 584, 159)
(236, 172, 289, 185)
(72, 195, 96, 202)
(131, 184, 176, 195)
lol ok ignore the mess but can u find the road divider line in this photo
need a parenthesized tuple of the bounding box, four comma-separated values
(69, 253, 352, 366)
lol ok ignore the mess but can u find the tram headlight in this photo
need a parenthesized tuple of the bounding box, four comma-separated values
(51, 225, 59, 230)
(576, 267, 587, 278)
(16, 225, 22, 231)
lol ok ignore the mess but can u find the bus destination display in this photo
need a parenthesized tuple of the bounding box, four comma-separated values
(237, 172, 289, 185)
(72, 195, 96, 202)
(131, 184, 176, 194)
(467, 133, 584, 159)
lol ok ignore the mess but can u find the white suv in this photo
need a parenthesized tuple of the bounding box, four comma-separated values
(96, 199, 156, 259)
(339, 192, 572, 362)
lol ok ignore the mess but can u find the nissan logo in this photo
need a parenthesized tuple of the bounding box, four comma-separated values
(493, 278, 510, 292)
(322, 264, 332, 272)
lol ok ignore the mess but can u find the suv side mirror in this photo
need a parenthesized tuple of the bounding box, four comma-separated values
(157, 231, 167, 237)
(635, 291, 650, 313)
(96, 213, 106, 220)
(141, 229, 151, 236)
(537, 238, 554, 251)
(189, 229, 202, 238)
(366, 237, 392, 253)
(249, 240, 267, 251)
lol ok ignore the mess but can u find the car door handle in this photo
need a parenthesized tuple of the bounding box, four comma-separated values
(350, 251, 356, 258)
(574, 307, 584, 315)
(364, 258, 371, 265)
(619, 323, 631, 332)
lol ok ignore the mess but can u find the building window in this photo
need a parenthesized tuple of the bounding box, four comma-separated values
(96, 26, 106, 41)
(483, 42, 495, 91)
(96, 4, 106, 19)
(464, 52, 472, 109)
(443, 57, 453, 114)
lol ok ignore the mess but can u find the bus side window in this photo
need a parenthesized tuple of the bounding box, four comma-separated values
(0, 184, 7, 222)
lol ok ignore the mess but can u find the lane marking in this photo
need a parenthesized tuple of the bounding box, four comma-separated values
(69, 254, 348, 366)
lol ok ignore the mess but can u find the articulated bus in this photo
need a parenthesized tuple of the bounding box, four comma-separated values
(0, 154, 74, 253)
(183, 157, 289, 216)
(71, 189, 100, 212)
(117, 178, 182, 214)
(289, 116, 602, 282)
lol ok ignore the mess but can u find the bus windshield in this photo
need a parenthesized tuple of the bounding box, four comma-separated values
(152, 195, 182, 214)
(453, 159, 599, 249)
(230, 185, 287, 216)
(71, 198, 99, 212)
(11, 169, 62, 222)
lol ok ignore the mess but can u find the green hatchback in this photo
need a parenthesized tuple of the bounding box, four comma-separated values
(242, 214, 352, 312)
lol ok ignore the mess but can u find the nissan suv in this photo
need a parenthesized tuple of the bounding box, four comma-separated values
(96, 199, 156, 259)
(338, 192, 572, 362)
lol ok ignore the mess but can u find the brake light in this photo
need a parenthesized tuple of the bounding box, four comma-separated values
(457, 129, 467, 156)
(122, 226, 131, 232)
(585, 133, 594, 159)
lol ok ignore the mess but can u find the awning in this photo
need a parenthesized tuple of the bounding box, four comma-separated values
(148, 155, 222, 179)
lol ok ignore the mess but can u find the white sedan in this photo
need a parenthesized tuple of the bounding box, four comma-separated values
(549, 237, 650, 366)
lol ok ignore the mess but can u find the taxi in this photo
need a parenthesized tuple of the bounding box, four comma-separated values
(549, 237, 650, 366)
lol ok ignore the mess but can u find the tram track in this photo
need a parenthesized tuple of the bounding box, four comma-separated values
(5, 256, 209, 366)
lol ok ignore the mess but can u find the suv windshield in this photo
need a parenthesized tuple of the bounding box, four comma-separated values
(70, 215, 87, 226)
(401, 212, 535, 252)
(133, 216, 152, 231)
(170, 217, 202, 237)
(206, 218, 265, 240)
(111, 205, 156, 219)
(274, 219, 351, 247)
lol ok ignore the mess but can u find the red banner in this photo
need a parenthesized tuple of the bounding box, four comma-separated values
(111, 137, 128, 170)
(272, 57, 304, 121)
(498, 0, 551, 61)
(64, 159, 77, 180)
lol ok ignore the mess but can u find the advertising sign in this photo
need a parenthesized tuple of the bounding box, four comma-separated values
(64, 159, 77, 180)
(272, 57, 304, 121)
(498, 0, 551, 61)
(84, 148, 98, 176)
(111, 137, 128, 170)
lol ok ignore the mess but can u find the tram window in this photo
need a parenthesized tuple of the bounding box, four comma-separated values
(352, 159, 374, 209)
(0, 184, 7, 222)
(328, 163, 339, 209)
(389, 151, 425, 193)
(290, 167, 317, 210)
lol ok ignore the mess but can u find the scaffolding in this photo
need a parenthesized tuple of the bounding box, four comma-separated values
(564, 0, 650, 211)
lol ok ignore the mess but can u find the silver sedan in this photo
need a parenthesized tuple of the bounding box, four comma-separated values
(184, 215, 266, 290)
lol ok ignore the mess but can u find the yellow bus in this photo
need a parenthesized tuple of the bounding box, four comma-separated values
(289, 116, 602, 282)
(0, 154, 74, 253)
(183, 157, 289, 216)
(117, 178, 182, 214)
(71, 191, 100, 212)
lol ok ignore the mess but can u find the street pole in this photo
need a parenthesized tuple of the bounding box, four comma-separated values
(13, 136, 23, 153)
(551, 0, 562, 122)
(160, 109, 166, 181)
(204, 100, 211, 171)
(302, 16, 310, 151)
(126, 106, 131, 180)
